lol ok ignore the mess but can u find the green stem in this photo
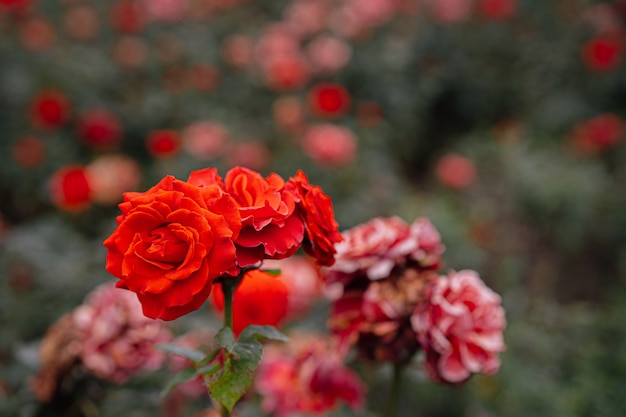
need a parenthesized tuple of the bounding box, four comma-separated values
(386, 363, 403, 417)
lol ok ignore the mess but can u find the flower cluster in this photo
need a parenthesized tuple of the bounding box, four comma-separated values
(323, 216, 506, 383)
(31, 282, 172, 401)
(255, 334, 366, 417)
(103, 166, 342, 321)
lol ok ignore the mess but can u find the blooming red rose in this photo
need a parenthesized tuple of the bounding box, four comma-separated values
(256, 334, 365, 417)
(29, 89, 71, 130)
(211, 269, 289, 336)
(49, 165, 92, 212)
(103, 174, 242, 320)
(77, 109, 123, 149)
(411, 270, 506, 384)
(307, 83, 351, 119)
(286, 170, 343, 266)
(189, 167, 304, 266)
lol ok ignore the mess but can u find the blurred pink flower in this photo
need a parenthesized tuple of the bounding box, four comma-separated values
(182, 120, 229, 159)
(264, 256, 323, 318)
(283, 0, 330, 37)
(411, 270, 506, 384)
(429, 0, 473, 24)
(301, 124, 357, 168)
(139, 0, 188, 23)
(273, 95, 306, 134)
(583, 4, 624, 36)
(435, 153, 477, 189)
(306, 34, 352, 75)
(86, 154, 142, 205)
(73, 282, 172, 384)
(224, 140, 271, 170)
(221, 34, 255, 69)
(328, 216, 445, 283)
(255, 334, 365, 417)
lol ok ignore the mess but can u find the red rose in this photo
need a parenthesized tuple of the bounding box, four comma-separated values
(307, 83, 351, 119)
(190, 167, 304, 266)
(286, 170, 343, 266)
(29, 89, 70, 130)
(435, 153, 477, 190)
(49, 165, 92, 212)
(581, 36, 623, 72)
(211, 269, 289, 336)
(76, 109, 123, 149)
(103, 174, 242, 320)
(411, 270, 506, 384)
(146, 129, 181, 159)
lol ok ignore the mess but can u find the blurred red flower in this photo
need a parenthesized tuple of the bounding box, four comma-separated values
(146, 129, 181, 158)
(435, 153, 477, 189)
(211, 269, 289, 336)
(76, 109, 123, 149)
(48, 165, 92, 212)
(306, 35, 352, 75)
(478, 0, 517, 20)
(263, 55, 310, 91)
(412, 270, 506, 384)
(29, 89, 71, 131)
(0, 0, 31, 12)
(18, 16, 57, 52)
(109, 0, 145, 33)
(255, 334, 365, 417)
(307, 83, 351, 119)
(569, 113, 624, 155)
(224, 140, 271, 170)
(301, 123, 357, 167)
(12, 136, 45, 168)
(581, 36, 623, 72)
(103, 173, 242, 320)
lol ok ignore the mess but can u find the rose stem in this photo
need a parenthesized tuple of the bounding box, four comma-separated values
(386, 363, 403, 417)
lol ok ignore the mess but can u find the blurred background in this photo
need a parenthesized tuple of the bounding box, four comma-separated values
(1, 0, 625, 416)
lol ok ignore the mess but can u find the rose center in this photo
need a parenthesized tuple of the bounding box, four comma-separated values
(143, 225, 188, 264)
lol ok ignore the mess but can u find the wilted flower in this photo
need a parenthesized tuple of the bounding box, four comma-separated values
(73, 283, 173, 383)
(325, 216, 444, 363)
(255, 334, 365, 417)
(411, 270, 506, 384)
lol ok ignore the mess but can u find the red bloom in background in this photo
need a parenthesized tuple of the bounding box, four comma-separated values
(189, 167, 304, 266)
(49, 165, 92, 212)
(211, 269, 289, 336)
(182, 121, 229, 160)
(12, 136, 46, 168)
(435, 153, 477, 190)
(478, 0, 517, 20)
(301, 123, 358, 167)
(76, 109, 123, 149)
(29, 89, 71, 131)
(19, 16, 57, 52)
(224, 140, 272, 171)
(307, 83, 351, 118)
(581, 36, 623, 72)
(286, 170, 343, 266)
(109, 0, 145, 33)
(263, 55, 310, 92)
(412, 270, 506, 384)
(103, 174, 241, 320)
(146, 129, 181, 158)
(570, 113, 624, 155)
(255, 334, 365, 417)
(0, 0, 31, 12)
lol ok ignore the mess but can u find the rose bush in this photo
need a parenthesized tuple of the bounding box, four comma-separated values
(411, 270, 507, 384)
(103, 173, 241, 320)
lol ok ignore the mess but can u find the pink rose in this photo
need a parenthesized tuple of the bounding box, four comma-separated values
(411, 270, 506, 384)
(301, 124, 357, 168)
(329, 216, 444, 283)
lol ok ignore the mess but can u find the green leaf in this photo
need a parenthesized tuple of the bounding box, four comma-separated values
(260, 268, 281, 276)
(161, 367, 201, 397)
(238, 325, 289, 343)
(213, 326, 236, 352)
(205, 337, 264, 412)
(156, 343, 205, 364)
